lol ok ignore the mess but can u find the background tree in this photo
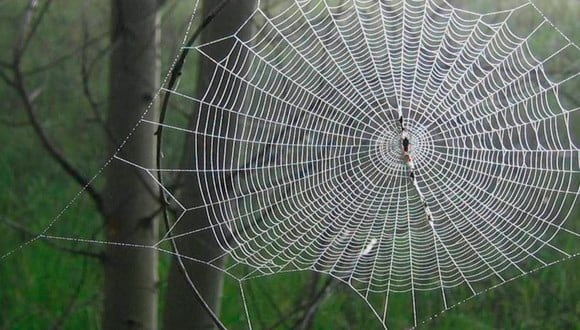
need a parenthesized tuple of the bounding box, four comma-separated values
(104, 0, 161, 328)
(162, 1, 255, 328)
(0, 0, 578, 329)
(0, 0, 168, 328)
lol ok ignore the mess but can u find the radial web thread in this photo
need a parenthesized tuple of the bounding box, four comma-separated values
(114, 0, 580, 328)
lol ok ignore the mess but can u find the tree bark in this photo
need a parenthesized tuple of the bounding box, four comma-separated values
(104, 1, 161, 329)
(163, 1, 254, 329)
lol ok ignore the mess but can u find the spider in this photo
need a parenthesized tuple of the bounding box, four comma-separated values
(401, 129, 410, 154)
(401, 128, 414, 178)
(399, 122, 433, 228)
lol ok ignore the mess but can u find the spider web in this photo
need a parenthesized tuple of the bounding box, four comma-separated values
(127, 0, 580, 327)
(132, 0, 580, 328)
(7, 0, 578, 328)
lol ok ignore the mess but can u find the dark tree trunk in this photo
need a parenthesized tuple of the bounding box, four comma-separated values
(163, 1, 254, 329)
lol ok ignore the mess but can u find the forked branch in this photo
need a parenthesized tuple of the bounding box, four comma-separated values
(8, 0, 105, 214)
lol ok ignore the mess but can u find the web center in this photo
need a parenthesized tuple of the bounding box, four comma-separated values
(401, 128, 413, 167)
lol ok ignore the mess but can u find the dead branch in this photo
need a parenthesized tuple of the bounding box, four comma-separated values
(265, 276, 336, 330)
(1, 216, 103, 260)
(9, 0, 105, 214)
(80, 3, 114, 142)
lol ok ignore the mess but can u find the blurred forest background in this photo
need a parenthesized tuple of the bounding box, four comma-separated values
(0, 0, 579, 329)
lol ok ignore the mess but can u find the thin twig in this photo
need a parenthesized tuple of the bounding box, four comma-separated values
(266, 276, 335, 330)
(11, 65, 105, 214)
(0, 67, 16, 87)
(80, 2, 114, 142)
(10, 0, 105, 214)
(1, 216, 103, 260)
(251, 274, 288, 328)
(21, 32, 107, 76)
(295, 276, 335, 330)
(16, 0, 54, 59)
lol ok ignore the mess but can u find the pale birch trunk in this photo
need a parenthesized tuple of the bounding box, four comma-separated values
(104, 1, 161, 329)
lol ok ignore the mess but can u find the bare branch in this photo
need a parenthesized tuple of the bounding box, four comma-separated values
(80, 2, 113, 141)
(10, 0, 105, 214)
(21, 32, 107, 76)
(0, 67, 16, 88)
(1, 216, 103, 260)
(249, 273, 289, 329)
(12, 67, 105, 213)
(295, 276, 335, 329)
(14, 0, 53, 64)
(265, 276, 336, 330)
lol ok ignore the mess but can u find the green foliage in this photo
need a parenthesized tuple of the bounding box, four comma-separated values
(0, 0, 578, 329)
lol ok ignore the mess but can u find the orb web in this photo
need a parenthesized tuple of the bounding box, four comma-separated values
(146, 0, 579, 328)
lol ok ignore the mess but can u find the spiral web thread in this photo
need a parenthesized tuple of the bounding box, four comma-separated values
(123, 0, 580, 327)
(25, 0, 578, 328)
